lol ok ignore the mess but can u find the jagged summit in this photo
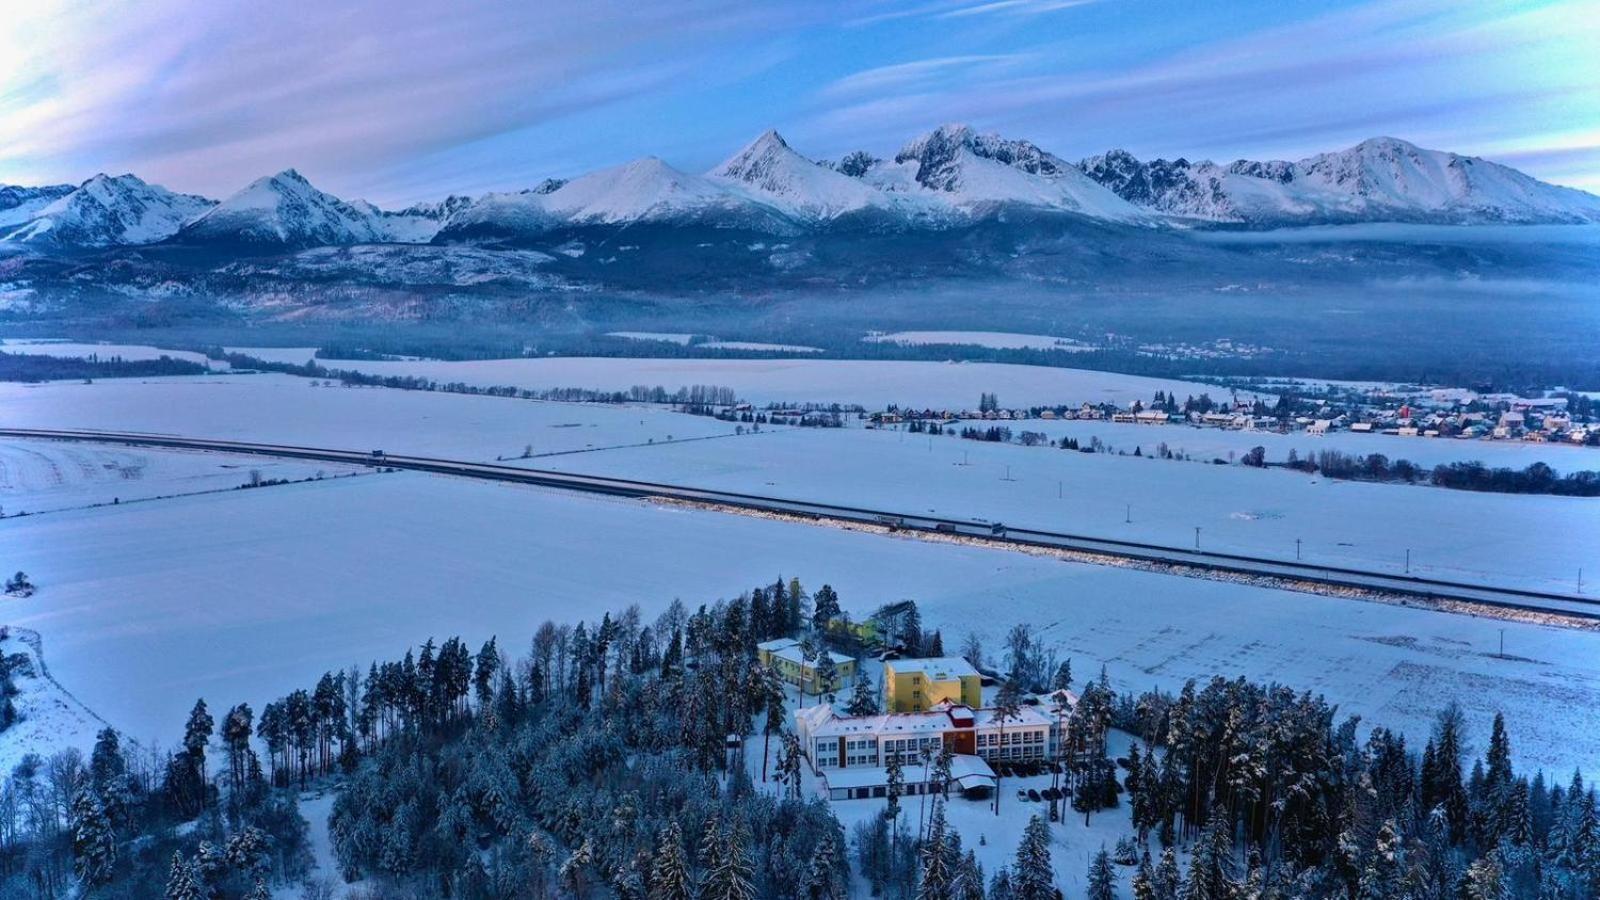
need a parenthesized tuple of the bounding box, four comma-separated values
(1079, 137, 1600, 224)
(0, 173, 214, 246)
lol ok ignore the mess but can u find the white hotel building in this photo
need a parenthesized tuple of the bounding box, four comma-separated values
(793, 699, 1070, 801)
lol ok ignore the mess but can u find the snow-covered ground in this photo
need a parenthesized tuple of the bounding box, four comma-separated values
(864, 331, 1095, 352)
(698, 340, 824, 353)
(1007, 419, 1600, 471)
(222, 351, 1249, 408)
(536, 426, 1600, 595)
(605, 332, 699, 345)
(2, 471, 1598, 779)
(0, 376, 747, 459)
(0, 438, 359, 515)
(0, 627, 109, 774)
(1, 339, 222, 367)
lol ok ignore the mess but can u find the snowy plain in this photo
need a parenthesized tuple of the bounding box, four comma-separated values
(536, 425, 1600, 595)
(1, 338, 221, 367)
(0, 376, 747, 459)
(0, 437, 359, 515)
(2, 471, 1598, 781)
(223, 350, 1255, 408)
(863, 331, 1095, 351)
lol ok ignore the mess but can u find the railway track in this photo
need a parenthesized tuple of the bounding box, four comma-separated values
(5, 426, 1596, 623)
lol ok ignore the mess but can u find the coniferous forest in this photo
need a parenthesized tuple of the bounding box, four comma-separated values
(1, 579, 1594, 898)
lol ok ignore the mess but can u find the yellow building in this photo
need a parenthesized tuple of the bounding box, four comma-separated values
(883, 657, 983, 712)
(757, 638, 856, 695)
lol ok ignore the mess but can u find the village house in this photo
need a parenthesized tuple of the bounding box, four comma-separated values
(756, 638, 856, 695)
(882, 656, 983, 712)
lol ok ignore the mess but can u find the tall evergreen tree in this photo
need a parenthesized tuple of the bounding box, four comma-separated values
(1087, 845, 1118, 900)
(648, 820, 693, 900)
(1012, 816, 1054, 900)
(70, 788, 117, 887)
(918, 800, 953, 900)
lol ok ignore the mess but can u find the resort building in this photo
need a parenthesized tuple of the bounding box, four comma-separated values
(882, 656, 983, 712)
(756, 638, 855, 695)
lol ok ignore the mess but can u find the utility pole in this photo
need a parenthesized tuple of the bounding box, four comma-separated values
(1125, 504, 1131, 524)
(1499, 629, 1505, 658)
(1194, 527, 1201, 550)
(1295, 538, 1302, 561)
(1405, 548, 1411, 575)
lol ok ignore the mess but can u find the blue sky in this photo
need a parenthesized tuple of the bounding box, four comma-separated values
(1, 0, 1596, 205)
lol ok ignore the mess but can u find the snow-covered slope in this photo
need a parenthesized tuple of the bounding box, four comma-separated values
(708, 130, 896, 225)
(1080, 138, 1600, 225)
(432, 180, 566, 242)
(177, 169, 388, 249)
(0, 175, 214, 247)
(890, 124, 1145, 222)
(542, 156, 792, 231)
(376, 195, 475, 243)
(0, 184, 75, 230)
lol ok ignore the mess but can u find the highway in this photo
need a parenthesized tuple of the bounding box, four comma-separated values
(5, 426, 1597, 623)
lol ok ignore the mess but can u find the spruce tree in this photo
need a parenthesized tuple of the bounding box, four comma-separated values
(70, 788, 117, 887)
(804, 828, 846, 900)
(1356, 819, 1402, 900)
(165, 852, 203, 900)
(953, 849, 985, 900)
(702, 823, 756, 900)
(846, 666, 878, 717)
(1087, 845, 1118, 900)
(1131, 853, 1157, 900)
(918, 800, 953, 900)
(648, 820, 693, 900)
(1012, 815, 1054, 900)
(1154, 846, 1181, 900)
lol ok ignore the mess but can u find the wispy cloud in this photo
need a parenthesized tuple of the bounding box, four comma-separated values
(0, 0, 1594, 201)
(803, 0, 1600, 188)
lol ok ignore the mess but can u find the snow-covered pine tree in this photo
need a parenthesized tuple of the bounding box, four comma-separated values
(164, 852, 203, 900)
(1087, 845, 1117, 900)
(1012, 815, 1054, 900)
(846, 666, 878, 717)
(648, 820, 693, 900)
(70, 787, 117, 886)
(917, 800, 952, 899)
(1356, 818, 1402, 900)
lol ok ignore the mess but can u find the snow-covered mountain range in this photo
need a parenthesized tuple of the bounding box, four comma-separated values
(1079, 137, 1600, 225)
(0, 174, 214, 247)
(3, 129, 1596, 253)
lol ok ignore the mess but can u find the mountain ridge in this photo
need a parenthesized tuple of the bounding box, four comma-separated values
(3, 129, 1596, 252)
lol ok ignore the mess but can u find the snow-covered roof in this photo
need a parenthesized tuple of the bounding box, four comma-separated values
(817, 754, 996, 791)
(759, 637, 852, 668)
(887, 656, 978, 681)
(802, 702, 1052, 741)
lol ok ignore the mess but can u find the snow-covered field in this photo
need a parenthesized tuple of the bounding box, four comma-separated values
(699, 340, 824, 353)
(864, 330, 1094, 352)
(605, 332, 699, 345)
(0, 376, 747, 459)
(223, 350, 1248, 408)
(0, 438, 357, 515)
(2, 471, 1598, 779)
(1008, 418, 1600, 471)
(0, 627, 107, 774)
(536, 426, 1600, 594)
(2, 339, 222, 367)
